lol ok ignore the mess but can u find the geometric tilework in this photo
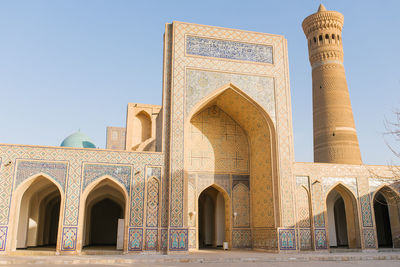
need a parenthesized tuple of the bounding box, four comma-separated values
(61, 227, 77, 251)
(161, 229, 168, 251)
(363, 228, 376, 249)
(0, 226, 7, 251)
(188, 229, 196, 249)
(252, 228, 277, 250)
(299, 228, 312, 250)
(296, 187, 311, 227)
(232, 183, 250, 227)
(16, 160, 68, 190)
(83, 163, 132, 193)
(360, 194, 373, 227)
(322, 177, 358, 197)
(296, 176, 309, 188)
(314, 228, 328, 250)
(186, 36, 273, 64)
(188, 106, 250, 176)
(130, 178, 145, 227)
(145, 229, 158, 250)
(197, 173, 231, 196)
(128, 228, 143, 251)
(278, 228, 296, 250)
(146, 177, 159, 227)
(232, 229, 251, 248)
(312, 181, 325, 227)
(0, 158, 12, 225)
(146, 166, 161, 181)
(0, 144, 164, 233)
(169, 229, 188, 251)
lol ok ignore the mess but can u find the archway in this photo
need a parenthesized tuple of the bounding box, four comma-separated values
(326, 184, 361, 249)
(373, 186, 400, 248)
(15, 175, 62, 250)
(82, 178, 127, 250)
(198, 186, 227, 249)
(186, 84, 278, 249)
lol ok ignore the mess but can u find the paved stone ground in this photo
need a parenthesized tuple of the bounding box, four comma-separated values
(1, 250, 400, 266)
(5, 261, 400, 267)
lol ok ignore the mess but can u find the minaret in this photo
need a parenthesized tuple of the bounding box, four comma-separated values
(302, 4, 362, 164)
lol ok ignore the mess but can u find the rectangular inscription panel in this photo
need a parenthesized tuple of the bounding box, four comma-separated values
(186, 36, 273, 64)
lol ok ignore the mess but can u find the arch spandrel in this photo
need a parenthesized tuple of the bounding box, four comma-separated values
(14, 160, 68, 192)
(185, 69, 276, 124)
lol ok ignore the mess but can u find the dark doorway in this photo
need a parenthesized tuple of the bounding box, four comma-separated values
(374, 193, 393, 247)
(43, 196, 61, 246)
(89, 198, 123, 246)
(198, 186, 225, 249)
(334, 197, 349, 247)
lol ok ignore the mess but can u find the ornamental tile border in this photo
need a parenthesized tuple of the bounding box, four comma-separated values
(314, 228, 328, 250)
(128, 228, 143, 251)
(169, 229, 188, 251)
(363, 228, 376, 249)
(360, 194, 373, 227)
(61, 227, 77, 251)
(0, 226, 7, 251)
(278, 228, 296, 250)
(145, 229, 158, 250)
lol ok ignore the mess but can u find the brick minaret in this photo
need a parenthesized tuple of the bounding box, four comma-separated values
(302, 4, 362, 164)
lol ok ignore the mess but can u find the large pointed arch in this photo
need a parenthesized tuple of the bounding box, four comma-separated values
(78, 176, 129, 252)
(185, 83, 279, 249)
(325, 183, 361, 249)
(8, 173, 65, 252)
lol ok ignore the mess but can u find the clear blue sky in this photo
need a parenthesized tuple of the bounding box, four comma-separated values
(0, 0, 399, 165)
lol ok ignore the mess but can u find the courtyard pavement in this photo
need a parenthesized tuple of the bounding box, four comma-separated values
(1, 249, 400, 266)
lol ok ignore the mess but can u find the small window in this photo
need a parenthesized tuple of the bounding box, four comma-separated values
(337, 35, 340, 41)
(332, 34, 335, 39)
(319, 35, 323, 41)
(313, 37, 317, 43)
(309, 39, 312, 45)
(325, 34, 329, 39)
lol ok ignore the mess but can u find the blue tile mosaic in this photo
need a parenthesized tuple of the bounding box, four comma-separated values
(278, 228, 296, 250)
(83, 163, 132, 193)
(16, 160, 68, 190)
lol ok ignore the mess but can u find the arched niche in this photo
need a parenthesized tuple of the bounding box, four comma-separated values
(373, 186, 400, 248)
(326, 183, 361, 249)
(79, 177, 128, 251)
(132, 111, 152, 150)
(10, 174, 63, 252)
(198, 184, 231, 249)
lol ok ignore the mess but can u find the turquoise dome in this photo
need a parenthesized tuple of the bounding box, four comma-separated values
(60, 132, 96, 148)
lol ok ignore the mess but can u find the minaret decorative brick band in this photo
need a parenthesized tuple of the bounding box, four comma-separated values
(302, 4, 362, 164)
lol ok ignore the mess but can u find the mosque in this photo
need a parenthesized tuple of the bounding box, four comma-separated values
(0, 4, 399, 255)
